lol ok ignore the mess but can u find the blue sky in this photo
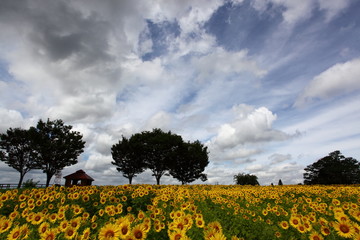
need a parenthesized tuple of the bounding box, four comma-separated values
(1, 0, 360, 185)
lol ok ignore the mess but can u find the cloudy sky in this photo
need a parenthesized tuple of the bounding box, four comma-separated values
(1, 0, 360, 186)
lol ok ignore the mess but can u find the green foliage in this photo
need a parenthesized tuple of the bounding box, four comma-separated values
(111, 136, 146, 184)
(22, 179, 39, 188)
(168, 140, 209, 184)
(234, 172, 260, 185)
(30, 119, 85, 187)
(0, 128, 38, 188)
(304, 150, 360, 185)
(136, 128, 184, 185)
(112, 128, 209, 185)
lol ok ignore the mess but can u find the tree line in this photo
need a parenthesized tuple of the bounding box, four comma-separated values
(0, 119, 85, 188)
(233, 150, 360, 186)
(0, 119, 209, 187)
(1, 118, 359, 188)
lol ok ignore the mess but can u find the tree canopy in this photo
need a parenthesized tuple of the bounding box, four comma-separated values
(0, 128, 38, 188)
(111, 128, 209, 185)
(111, 136, 146, 184)
(234, 173, 259, 185)
(168, 140, 209, 184)
(30, 119, 85, 187)
(304, 150, 360, 185)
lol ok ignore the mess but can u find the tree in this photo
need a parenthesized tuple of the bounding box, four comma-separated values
(30, 119, 85, 187)
(278, 179, 283, 185)
(0, 128, 38, 188)
(234, 173, 259, 185)
(304, 150, 360, 185)
(136, 129, 183, 185)
(168, 140, 209, 184)
(111, 136, 146, 184)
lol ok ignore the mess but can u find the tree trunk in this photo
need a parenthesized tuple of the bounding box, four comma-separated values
(155, 175, 161, 185)
(46, 172, 53, 187)
(17, 173, 25, 189)
(128, 176, 132, 184)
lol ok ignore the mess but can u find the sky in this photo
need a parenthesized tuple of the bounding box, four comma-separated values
(1, 0, 360, 186)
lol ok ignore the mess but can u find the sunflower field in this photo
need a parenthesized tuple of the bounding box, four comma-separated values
(0, 184, 359, 240)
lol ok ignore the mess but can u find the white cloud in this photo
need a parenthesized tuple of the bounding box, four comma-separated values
(208, 104, 293, 162)
(192, 48, 267, 82)
(252, 0, 352, 26)
(295, 58, 360, 107)
(84, 153, 113, 171)
(269, 153, 292, 164)
(0, 108, 24, 132)
(144, 111, 173, 131)
(318, 0, 352, 22)
(212, 105, 289, 149)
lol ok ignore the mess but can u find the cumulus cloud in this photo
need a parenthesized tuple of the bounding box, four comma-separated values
(0, 108, 24, 132)
(295, 58, 360, 107)
(208, 104, 293, 162)
(212, 104, 290, 148)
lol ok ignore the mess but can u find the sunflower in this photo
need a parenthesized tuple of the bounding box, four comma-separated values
(350, 210, 360, 222)
(98, 223, 121, 240)
(168, 229, 187, 240)
(296, 224, 307, 233)
(303, 221, 313, 232)
(335, 212, 350, 222)
(208, 232, 227, 240)
(318, 217, 328, 226)
(19, 224, 31, 239)
(6, 225, 21, 240)
(195, 218, 205, 228)
(79, 227, 91, 240)
(38, 222, 50, 235)
(289, 215, 301, 228)
(353, 233, 360, 240)
(69, 217, 82, 231)
(48, 213, 58, 223)
(309, 231, 324, 240)
(64, 227, 77, 240)
(0, 218, 13, 234)
(131, 224, 147, 240)
(279, 221, 289, 230)
(320, 226, 331, 236)
(207, 221, 222, 233)
(31, 212, 45, 225)
(40, 228, 58, 240)
(59, 220, 69, 232)
(140, 221, 151, 233)
(204, 229, 216, 240)
(333, 220, 356, 238)
(119, 219, 131, 238)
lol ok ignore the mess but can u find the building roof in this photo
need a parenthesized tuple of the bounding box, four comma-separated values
(63, 170, 94, 181)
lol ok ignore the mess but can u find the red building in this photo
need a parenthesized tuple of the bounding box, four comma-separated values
(63, 170, 94, 187)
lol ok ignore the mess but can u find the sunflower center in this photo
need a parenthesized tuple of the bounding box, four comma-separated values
(135, 230, 142, 238)
(105, 230, 115, 237)
(13, 231, 20, 238)
(175, 234, 182, 240)
(121, 226, 128, 235)
(46, 233, 55, 240)
(313, 236, 320, 240)
(340, 224, 350, 233)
